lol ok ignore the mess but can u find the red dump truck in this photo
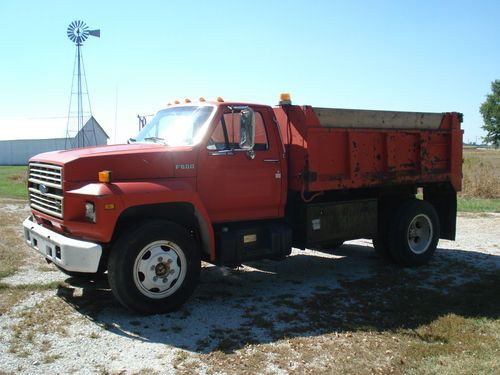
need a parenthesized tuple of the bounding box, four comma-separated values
(23, 94, 463, 314)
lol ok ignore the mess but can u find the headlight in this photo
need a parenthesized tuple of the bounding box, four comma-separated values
(85, 202, 96, 223)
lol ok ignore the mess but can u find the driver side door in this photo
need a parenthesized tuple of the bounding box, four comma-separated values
(197, 107, 283, 223)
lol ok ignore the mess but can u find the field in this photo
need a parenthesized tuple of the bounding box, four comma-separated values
(0, 148, 499, 374)
(459, 148, 500, 211)
(0, 166, 27, 200)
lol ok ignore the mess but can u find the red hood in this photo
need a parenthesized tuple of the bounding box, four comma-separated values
(30, 144, 196, 182)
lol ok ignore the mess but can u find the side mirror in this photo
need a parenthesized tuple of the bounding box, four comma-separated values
(239, 108, 255, 150)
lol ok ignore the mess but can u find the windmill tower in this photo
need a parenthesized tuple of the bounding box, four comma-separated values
(65, 20, 100, 149)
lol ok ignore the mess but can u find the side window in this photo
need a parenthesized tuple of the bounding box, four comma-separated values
(254, 112, 268, 151)
(207, 111, 269, 151)
(206, 119, 227, 150)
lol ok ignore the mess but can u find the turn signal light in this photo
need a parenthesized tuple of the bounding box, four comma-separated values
(98, 170, 112, 183)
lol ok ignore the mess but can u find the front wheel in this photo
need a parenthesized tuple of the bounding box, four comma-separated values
(108, 220, 200, 314)
(388, 200, 440, 267)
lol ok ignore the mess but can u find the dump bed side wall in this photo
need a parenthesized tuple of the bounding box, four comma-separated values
(274, 106, 463, 193)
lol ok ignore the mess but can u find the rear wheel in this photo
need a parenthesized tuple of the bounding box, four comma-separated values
(108, 220, 200, 314)
(388, 200, 440, 266)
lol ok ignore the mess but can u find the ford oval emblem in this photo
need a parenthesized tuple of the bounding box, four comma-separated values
(39, 184, 48, 194)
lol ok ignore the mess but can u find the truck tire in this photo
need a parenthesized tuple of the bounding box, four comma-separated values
(388, 200, 440, 267)
(108, 220, 200, 314)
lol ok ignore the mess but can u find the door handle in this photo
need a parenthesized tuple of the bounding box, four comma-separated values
(263, 159, 279, 163)
(210, 150, 235, 156)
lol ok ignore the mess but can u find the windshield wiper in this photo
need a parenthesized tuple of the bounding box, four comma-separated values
(144, 136, 166, 144)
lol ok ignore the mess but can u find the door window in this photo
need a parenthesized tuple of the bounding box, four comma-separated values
(207, 111, 268, 151)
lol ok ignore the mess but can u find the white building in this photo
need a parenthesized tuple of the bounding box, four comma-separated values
(0, 117, 109, 165)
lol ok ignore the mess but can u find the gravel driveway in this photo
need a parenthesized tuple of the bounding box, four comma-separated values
(0, 200, 499, 374)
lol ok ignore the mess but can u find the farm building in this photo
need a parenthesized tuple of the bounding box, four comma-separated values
(0, 116, 108, 165)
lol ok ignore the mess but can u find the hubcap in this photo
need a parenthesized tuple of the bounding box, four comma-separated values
(133, 240, 187, 299)
(407, 214, 433, 254)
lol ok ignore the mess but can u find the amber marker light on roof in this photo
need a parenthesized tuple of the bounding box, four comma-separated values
(174, 100, 180, 104)
(279, 92, 292, 105)
(216, 96, 224, 102)
(185, 98, 191, 103)
(98, 170, 112, 183)
(199, 97, 206, 102)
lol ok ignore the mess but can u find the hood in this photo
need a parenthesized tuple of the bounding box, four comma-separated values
(31, 143, 196, 182)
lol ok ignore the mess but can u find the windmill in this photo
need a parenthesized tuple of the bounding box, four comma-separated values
(65, 20, 100, 149)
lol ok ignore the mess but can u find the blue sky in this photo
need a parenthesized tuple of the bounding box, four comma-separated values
(0, 0, 498, 143)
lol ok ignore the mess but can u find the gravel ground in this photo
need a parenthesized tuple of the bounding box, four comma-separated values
(0, 200, 499, 374)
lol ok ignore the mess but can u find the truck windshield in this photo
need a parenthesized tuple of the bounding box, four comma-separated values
(134, 106, 215, 146)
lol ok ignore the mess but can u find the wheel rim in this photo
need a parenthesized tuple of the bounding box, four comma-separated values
(133, 240, 187, 299)
(407, 214, 433, 254)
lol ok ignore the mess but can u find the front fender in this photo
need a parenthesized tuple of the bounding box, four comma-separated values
(67, 179, 215, 260)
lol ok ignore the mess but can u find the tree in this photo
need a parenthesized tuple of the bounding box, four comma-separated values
(480, 79, 500, 148)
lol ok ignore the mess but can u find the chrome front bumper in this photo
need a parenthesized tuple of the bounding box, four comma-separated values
(23, 217, 102, 273)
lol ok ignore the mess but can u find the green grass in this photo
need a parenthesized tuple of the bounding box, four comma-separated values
(458, 197, 500, 213)
(0, 166, 28, 199)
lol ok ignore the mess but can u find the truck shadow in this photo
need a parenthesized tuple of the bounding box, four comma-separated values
(56, 243, 500, 354)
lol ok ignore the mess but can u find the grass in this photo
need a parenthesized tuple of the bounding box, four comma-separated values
(0, 202, 29, 279)
(458, 148, 500, 212)
(458, 197, 500, 212)
(460, 149, 500, 194)
(8, 296, 75, 357)
(190, 267, 500, 374)
(0, 166, 27, 199)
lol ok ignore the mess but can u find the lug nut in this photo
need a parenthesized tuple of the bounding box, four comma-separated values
(158, 257, 163, 262)
(162, 278, 168, 283)
(150, 265, 155, 271)
(167, 259, 173, 264)
(153, 276, 158, 282)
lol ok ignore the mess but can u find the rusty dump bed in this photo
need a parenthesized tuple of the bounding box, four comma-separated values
(273, 105, 463, 193)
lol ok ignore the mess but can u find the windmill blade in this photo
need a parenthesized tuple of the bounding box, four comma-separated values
(88, 29, 100, 38)
(67, 20, 97, 45)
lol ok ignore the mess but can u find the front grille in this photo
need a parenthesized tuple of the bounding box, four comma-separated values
(28, 162, 63, 218)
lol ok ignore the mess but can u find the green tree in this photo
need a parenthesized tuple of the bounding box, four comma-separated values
(480, 79, 500, 148)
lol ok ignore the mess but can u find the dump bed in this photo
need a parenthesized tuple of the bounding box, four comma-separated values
(273, 105, 463, 193)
